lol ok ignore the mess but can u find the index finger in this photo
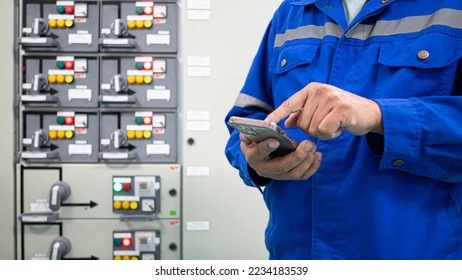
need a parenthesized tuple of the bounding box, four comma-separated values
(265, 82, 320, 124)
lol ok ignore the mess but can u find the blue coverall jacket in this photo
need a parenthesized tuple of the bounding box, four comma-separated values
(225, 0, 462, 259)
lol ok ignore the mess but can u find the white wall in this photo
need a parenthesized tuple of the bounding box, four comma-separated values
(181, 0, 282, 259)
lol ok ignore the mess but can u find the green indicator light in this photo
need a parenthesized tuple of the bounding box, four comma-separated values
(136, 7, 143, 15)
(56, 61, 65, 69)
(56, 116, 65, 124)
(135, 62, 143, 70)
(114, 238, 122, 246)
(56, 6, 65, 14)
(113, 182, 123, 192)
(135, 117, 143, 124)
(170, 210, 177, 216)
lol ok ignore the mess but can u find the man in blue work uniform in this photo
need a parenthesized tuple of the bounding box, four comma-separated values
(225, 0, 462, 259)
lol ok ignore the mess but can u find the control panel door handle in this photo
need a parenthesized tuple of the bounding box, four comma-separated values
(48, 181, 71, 211)
(49, 236, 72, 260)
(32, 18, 49, 35)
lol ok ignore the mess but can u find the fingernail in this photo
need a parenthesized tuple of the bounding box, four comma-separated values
(304, 142, 313, 153)
(269, 141, 279, 149)
(315, 152, 322, 161)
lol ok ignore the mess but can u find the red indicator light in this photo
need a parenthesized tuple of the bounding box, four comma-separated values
(122, 238, 132, 247)
(64, 116, 74, 125)
(142, 117, 152, 125)
(143, 6, 153, 15)
(123, 183, 131, 192)
(64, 61, 74, 70)
(143, 62, 152, 70)
(65, 6, 74, 15)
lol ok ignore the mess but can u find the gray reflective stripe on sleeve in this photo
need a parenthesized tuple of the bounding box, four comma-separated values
(274, 22, 343, 47)
(274, 8, 462, 46)
(347, 8, 462, 39)
(234, 93, 274, 113)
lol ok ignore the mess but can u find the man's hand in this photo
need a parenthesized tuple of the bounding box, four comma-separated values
(265, 82, 383, 140)
(240, 134, 322, 181)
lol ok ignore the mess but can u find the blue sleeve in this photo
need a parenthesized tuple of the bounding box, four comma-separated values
(224, 15, 279, 188)
(373, 90, 462, 182)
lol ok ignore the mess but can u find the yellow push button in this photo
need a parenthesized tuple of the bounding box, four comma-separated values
(135, 130, 143, 139)
(135, 75, 144, 84)
(127, 130, 135, 139)
(143, 75, 152, 84)
(144, 20, 152, 29)
(127, 20, 136, 29)
(127, 76, 136, 84)
(48, 19, 57, 28)
(65, 130, 74, 139)
(48, 130, 57, 139)
(48, 75, 57, 84)
(65, 75, 74, 84)
(57, 130, 65, 139)
(113, 201, 122, 210)
(113, 256, 122, 260)
(122, 201, 130, 209)
(136, 20, 144, 29)
(130, 201, 138, 210)
(123, 256, 131, 260)
(56, 75, 65, 83)
(143, 130, 152, 139)
(131, 256, 139, 260)
(65, 19, 74, 28)
(57, 19, 65, 28)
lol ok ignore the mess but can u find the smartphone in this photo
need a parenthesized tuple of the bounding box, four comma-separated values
(228, 116, 298, 157)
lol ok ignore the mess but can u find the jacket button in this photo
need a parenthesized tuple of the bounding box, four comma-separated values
(392, 159, 405, 167)
(417, 50, 430, 60)
(281, 59, 287, 67)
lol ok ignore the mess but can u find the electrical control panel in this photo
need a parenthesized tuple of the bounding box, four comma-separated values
(100, 56, 177, 108)
(19, 220, 180, 260)
(20, 111, 99, 162)
(20, 55, 99, 107)
(113, 230, 161, 260)
(112, 176, 160, 219)
(16, 164, 181, 259)
(19, 1, 99, 52)
(100, 1, 177, 53)
(100, 111, 176, 163)
(16, 0, 180, 260)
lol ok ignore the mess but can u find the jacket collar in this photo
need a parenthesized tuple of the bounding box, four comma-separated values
(291, 0, 317, 6)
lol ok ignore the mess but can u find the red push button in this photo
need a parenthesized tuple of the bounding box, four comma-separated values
(123, 183, 131, 192)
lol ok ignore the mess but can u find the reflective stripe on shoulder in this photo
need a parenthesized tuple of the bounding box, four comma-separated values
(234, 93, 274, 113)
(274, 8, 462, 46)
(274, 22, 343, 47)
(347, 8, 462, 39)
